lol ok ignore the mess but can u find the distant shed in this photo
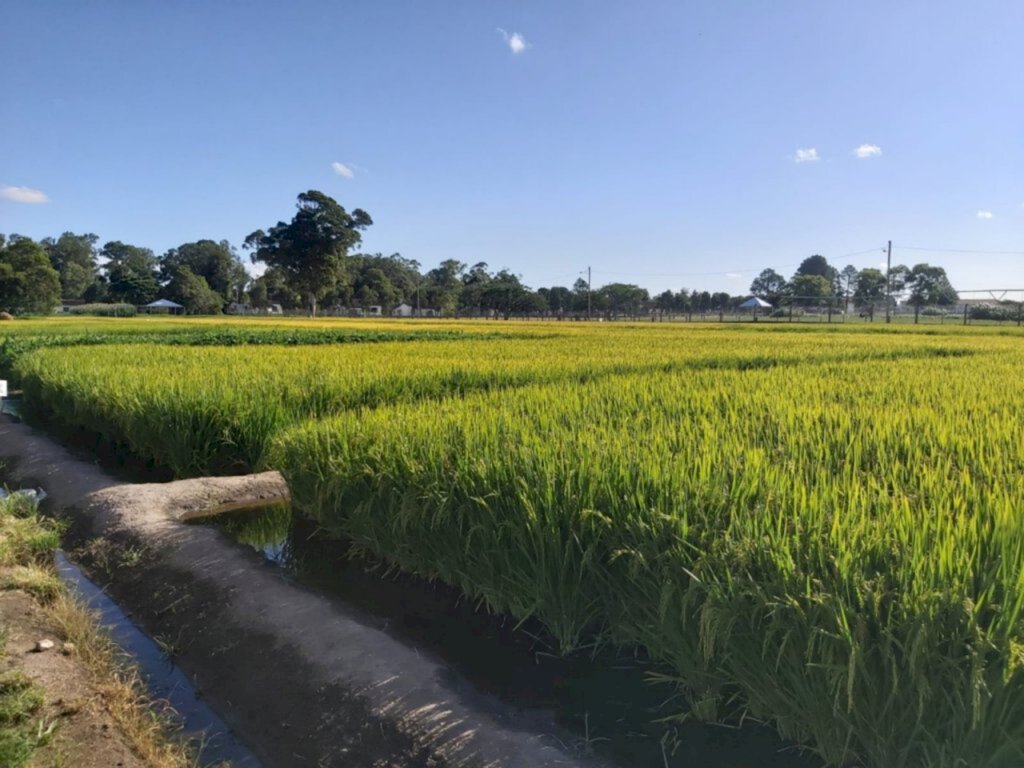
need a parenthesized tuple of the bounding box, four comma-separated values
(143, 299, 184, 315)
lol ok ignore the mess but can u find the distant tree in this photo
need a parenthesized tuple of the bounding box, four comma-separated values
(794, 254, 837, 286)
(749, 268, 788, 304)
(692, 290, 712, 313)
(248, 267, 302, 310)
(164, 265, 224, 314)
(459, 262, 491, 315)
(789, 274, 833, 306)
(519, 290, 548, 315)
(853, 268, 887, 309)
(42, 232, 100, 300)
(82, 277, 110, 304)
(710, 291, 732, 311)
(480, 270, 533, 319)
(248, 278, 270, 309)
(354, 267, 400, 311)
(161, 239, 247, 307)
(674, 288, 692, 313)
(538, 285, 572, 314)
(905, 263, 957, 322)
(653, 289, 676, 316)
(838, 265, 859, 305)
(244, 190, 372, 316)
(887, 264, 911, 302)
(600, 283, 649, 316)
(102, 241, 160, 305)
(334, 252, 423, 311)
(0, 236, 62, 314)
(425, 259, 466, 316)
(570, 277, 592, 314)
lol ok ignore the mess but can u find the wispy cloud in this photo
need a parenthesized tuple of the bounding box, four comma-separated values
(498, 28, 528, 54)
(0, 185, 48, 204)
(794, 148, 819, 163)
(331, 161, 354, 179)
(977, 210, 994, 220)
(725, 272, 743, 279)
(854, 144, 882, 159)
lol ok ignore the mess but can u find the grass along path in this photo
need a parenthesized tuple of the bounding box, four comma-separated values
(0, 485, 200, 768)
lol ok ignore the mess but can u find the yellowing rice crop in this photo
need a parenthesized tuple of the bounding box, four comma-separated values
(13, 326, 984, 475)
(6, 318, 1024, 766)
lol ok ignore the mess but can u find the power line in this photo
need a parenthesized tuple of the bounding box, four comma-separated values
(956, 288, 1024, 293)
(589, 245, 887, 279)
(591, 266, 799, 278)
(899, 246, 1024, 256)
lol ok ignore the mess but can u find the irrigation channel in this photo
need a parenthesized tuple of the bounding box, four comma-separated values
(0, 405, 822, 768)
(193, 502, 822, 768)
(55, 551, 260, 766)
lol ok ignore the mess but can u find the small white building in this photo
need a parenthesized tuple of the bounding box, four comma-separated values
(738, 296, 772, 311)
(392, 303, 440, 318)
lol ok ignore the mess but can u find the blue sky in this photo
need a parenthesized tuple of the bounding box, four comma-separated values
(2, 1, 1022, 295)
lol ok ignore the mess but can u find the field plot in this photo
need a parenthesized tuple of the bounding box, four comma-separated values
(4, 317, 1024, 767)
(9, 321, 991, 476)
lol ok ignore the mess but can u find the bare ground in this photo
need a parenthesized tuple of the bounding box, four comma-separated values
(0, 588, 145, 768)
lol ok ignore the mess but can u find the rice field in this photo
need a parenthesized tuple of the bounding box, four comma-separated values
(4, 316, 1024, 766)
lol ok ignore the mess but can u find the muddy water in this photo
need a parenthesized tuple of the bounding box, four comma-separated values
(200, 505, 822, 768)
(56, 551, 261, 767)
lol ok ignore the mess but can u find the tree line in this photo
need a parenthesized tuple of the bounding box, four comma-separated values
(0, 190, 958, 319)
(749, 254, 958, 321)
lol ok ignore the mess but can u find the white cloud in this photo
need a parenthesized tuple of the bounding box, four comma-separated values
(725, 272, 742, 279)
(498, 28, 528, 54)
(794, 148, 819, 163)
(854, 144, 882, 159)
(331, 161, 354, 179)
(0, 185, 49, 204)
(977, 210, 994, 220)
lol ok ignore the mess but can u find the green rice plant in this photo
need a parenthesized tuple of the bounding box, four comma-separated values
(11, 318, 1024, 762)
(275, 348, 1024, 767)
(12, 327, 993, 476)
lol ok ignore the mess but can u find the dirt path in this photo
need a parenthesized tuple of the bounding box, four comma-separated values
(0, 588, 145, 768)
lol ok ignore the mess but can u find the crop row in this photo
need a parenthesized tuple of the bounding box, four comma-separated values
(0, 326, 524, 381)
(13, 329, 987, 476)
(275, 351, 1024, 767)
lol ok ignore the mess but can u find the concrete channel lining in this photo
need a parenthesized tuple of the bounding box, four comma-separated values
(0, 417, 611, 768)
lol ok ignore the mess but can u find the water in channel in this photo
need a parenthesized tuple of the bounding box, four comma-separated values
(56, 551, 262, 768)
(197, 503, 822, 768)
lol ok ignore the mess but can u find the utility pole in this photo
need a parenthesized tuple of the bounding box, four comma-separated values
(587, 266, 592, 320)
(884, 240, 892, 323)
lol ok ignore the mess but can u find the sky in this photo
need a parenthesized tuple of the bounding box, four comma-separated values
(2, 1, 1022, 296)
